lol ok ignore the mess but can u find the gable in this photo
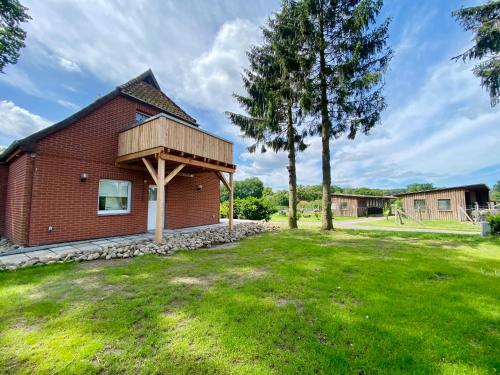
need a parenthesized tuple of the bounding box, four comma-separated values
(0, 69, 197, 163)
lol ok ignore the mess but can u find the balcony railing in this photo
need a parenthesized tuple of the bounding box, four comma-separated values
(117, 113, 234, 166)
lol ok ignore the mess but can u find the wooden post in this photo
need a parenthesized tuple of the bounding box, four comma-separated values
(229, 173, 234, 231)
(155, 158, 165, 243)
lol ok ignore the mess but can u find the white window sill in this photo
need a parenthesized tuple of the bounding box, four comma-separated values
(97, 211, 131, 216)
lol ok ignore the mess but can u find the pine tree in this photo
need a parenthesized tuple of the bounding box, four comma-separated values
(452, 1, 500, 106)
(226, 1, 310, 229)
(299, 0, 391, 230)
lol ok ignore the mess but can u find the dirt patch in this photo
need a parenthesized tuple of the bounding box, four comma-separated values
(10, 319, 41, 333)
(425, 241, 463, 248)
(169, 276, 213, 287)
(76, 258, 133, 270)
(276, 297, 303, 312)
(208, 242, 239, 250)
(224, 267, 268, 284)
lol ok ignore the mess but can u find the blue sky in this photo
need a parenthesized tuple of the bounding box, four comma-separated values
(0, 0, 498, 190)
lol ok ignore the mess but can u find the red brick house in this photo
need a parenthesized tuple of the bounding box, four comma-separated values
(0, 70, 236, 246)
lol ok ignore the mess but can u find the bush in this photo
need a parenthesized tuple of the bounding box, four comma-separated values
(220, 201, 229, 218)
(486, 213, 500, 235)
(234, 197, 276, 221)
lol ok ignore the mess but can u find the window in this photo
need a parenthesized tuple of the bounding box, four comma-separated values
(414, 199, 426, 211)
(135, 111, 150, 123)
(340, 202, 348, 209)
(438, 199, 452, 211)
(98, 179, 131, 214)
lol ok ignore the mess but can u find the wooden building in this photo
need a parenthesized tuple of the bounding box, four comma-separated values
(393, 184, 490, 221)
(331, 194, 392, 217)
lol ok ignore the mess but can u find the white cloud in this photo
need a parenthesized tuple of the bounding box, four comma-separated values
(56, 99, 80, 110)
(0, 66, 43, 97)
(0, 101, 51, 140)
(23, 1, 267, 114)
(236, 60, 500, 190)
(10, 0, 498, 190)
(57, 57, 80, 72)
(181, 18, 262, 112)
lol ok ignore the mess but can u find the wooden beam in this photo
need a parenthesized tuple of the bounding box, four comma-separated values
(159, 152, 236, 173)
(164, 164, 185, 186)
(155, 158, 165, 243)
(215, 171, 231, 191)
(229, 173, 234, 231)
(115, 163, 194, 178)
(142, 158, 158, 185)
(116, 146, 164, 164)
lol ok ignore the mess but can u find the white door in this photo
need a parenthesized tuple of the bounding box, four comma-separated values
(147, 185, 157, 230)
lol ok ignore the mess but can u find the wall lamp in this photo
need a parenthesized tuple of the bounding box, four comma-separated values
(80, 173, 89, 182)
(197, 184, 203, 191)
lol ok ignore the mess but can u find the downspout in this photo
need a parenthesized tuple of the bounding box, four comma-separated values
(26, 152, 37, 246)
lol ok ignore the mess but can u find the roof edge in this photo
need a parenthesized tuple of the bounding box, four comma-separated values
(393, 184, 490, 196)
(0, 89, 120, 162)
(331, 193, 393, 199)
(120, 91, 198, 127)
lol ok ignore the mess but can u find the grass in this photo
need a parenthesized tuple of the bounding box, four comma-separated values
(270, 213, 358, 222)
(0, 229, 499, 374)
(361, 218, 480, 232)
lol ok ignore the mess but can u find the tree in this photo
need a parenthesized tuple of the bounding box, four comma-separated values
(300, 0, 392, 230)
(220, 177, 264, 202)
(0, 0, 31, 73)
(406, 183, 434, 193)
(491, 180, 500, 201)
(226, 1, 310, 229)
(452, 1, 500, 106)
(234, 177, 264, 199)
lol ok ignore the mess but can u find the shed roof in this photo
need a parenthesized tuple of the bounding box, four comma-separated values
(331, 193, 392, 199)
(393, 184, 489, 196)
(0, 69, 196, 163)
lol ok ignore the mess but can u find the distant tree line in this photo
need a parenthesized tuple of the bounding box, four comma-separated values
(220, 177, 458, 207)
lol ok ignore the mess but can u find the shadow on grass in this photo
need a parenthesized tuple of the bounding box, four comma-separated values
(0, 230, 498, 373)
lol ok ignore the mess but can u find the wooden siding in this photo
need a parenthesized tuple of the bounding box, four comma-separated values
(332, 195, 390, 217)
(118, 115, 233, 165)
(399, 189, 466, 220)
(332, 196, 360, 217)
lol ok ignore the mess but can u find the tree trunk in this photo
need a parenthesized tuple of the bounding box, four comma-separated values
(319, 5, 333, 230)
(287, 104, 298, 229)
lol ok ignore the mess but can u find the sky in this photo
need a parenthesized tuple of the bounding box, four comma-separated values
(0, 0, 498, 191)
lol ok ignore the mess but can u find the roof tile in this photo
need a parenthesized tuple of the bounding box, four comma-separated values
(119, 71, 197, 125)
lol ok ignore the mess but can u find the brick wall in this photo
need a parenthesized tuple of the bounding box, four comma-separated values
(0, 165, 10, 236)
(166, 171, 220, 229)
(20, 95, 220, 245)
(4, 154, 34, 245)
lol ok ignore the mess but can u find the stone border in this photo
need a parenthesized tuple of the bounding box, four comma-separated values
(0, 223, 278, 271)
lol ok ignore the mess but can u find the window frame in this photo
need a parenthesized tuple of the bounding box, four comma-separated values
(97, 179, 132, 216)
(340, 202, 348, 210)
(437, 199, 452, 212)
(135, 111, 150, 123)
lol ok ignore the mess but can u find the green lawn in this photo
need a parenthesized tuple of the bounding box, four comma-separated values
(1, 230, 499, 374)
(271, 213, 358, 222)
(361, 218, 480, 232)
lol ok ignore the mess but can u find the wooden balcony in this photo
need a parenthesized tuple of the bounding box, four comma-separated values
(116, 113, 235, 172)
(116, 113, 235, 242)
